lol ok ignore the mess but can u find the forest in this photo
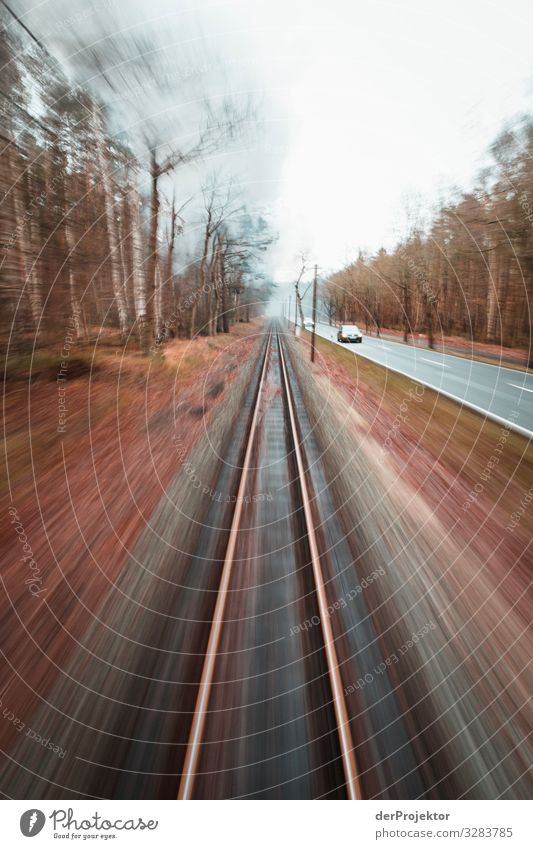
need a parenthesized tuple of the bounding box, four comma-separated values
(0, 17, 274, 356)
(322, 121, 533, 364)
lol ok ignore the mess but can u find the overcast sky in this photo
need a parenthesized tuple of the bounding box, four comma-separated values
(10, 0, 533, 284)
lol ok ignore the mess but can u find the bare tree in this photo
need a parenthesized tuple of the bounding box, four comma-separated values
(190, 178, 241, 338)
(93, 103, 129, 339)
(294, 254, 308, 330)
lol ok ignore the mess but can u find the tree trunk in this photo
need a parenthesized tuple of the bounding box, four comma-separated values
(154, 261, 163, 342)
(189, 302, 197, 338)
(64, 214, 84, 339)
(207, 237, 221, 336)
(119, 188, 134, 319)
(425, 293, 434, 349)
(220, 259, 229, 333)
(10, 181, 33, 345)
(145, 151, 161, 346)
(191, 215, 212, 339)
(402, 276, 410, 343)
(93, 104, 129, 339)
(165, 196, 177, 337)
(486, 241, 500, 343)
(24, 171, 43, 335)
(295, 283, 305, 327)
(213, 249, 222, 335)
(129, 187, 148, 350)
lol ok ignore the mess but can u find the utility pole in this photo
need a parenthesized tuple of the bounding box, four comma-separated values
(311, 264, 318, 363)
(294, 293, 298, 335)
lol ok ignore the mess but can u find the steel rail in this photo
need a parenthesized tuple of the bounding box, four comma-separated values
(277, 330, 362, 800)
(178, 326, 361, 800)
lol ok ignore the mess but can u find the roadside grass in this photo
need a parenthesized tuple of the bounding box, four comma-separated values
(302, 331, 532, 509)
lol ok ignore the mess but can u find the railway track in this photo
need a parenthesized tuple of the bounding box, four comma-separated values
(178, 325, 362, 800)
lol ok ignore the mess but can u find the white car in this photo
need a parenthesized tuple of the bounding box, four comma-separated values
(337, 324, 362, 343)
(303, 317, 314, 328)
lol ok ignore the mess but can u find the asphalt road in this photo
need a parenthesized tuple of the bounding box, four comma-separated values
(311, 323, 533, 438)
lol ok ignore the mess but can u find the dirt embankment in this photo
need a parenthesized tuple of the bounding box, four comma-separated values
(0, 322, 265, 754)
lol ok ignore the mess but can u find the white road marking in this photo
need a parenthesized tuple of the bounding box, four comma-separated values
(508, 383, 533, 394)
(420, 357, 450, 368)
